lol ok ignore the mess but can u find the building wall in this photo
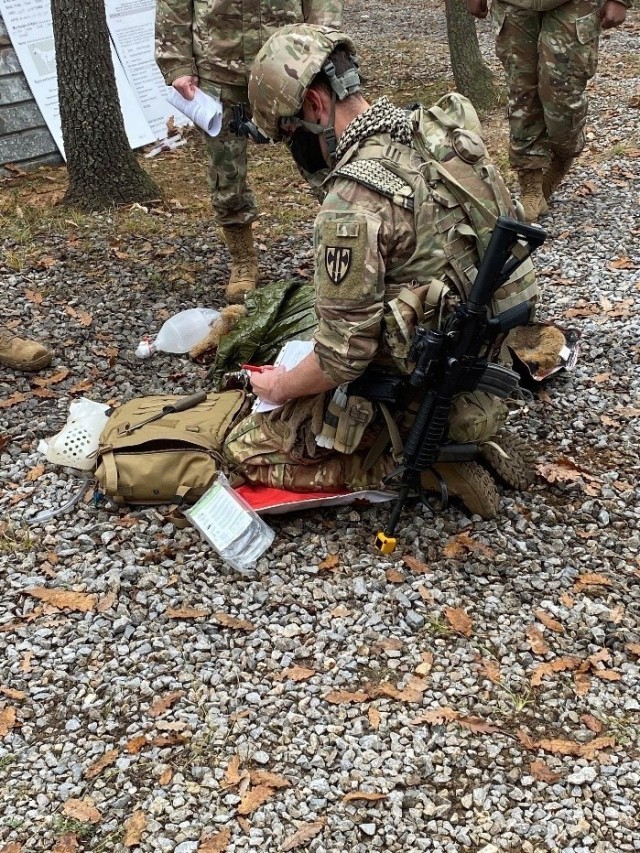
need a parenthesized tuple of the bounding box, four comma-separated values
(0, 13, 62, 175)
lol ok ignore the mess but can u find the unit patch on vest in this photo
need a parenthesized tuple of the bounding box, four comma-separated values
(325, 246, 352, 285)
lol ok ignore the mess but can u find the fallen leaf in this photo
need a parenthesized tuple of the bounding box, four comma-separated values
(367, 680, 424, 704)
(84, 748, 118, 779)
(24, 288, 44, 304)
(149, 733, 187, 748)
(573, 572, 612, 591)
(166, 606, 208, 619)
(26, 464, 45, 482)
(626, 643, 640, 657)
(68, 379, 94, 395)
(31, 367, 70, 387)
(237, 784, 275, 816)
(368, 706, 381, 731)
(236, 817, 251, 834)
(21, 651, 33, 673)
(273, 666, 315, 682)
(76, 310, 93, 327)
(324, 690, 369, 705)
(370, 637, 403, 653)
(578, 735, 615, 760)
(536, 458, 601, 492)
(385, 568, 405, 583)
(411, 707, 460, 725)
(444, 606, 473, 637)
(560, 592, 575, 609)
(222, 755, 242, 788)
(342, 791, 387, 803)
(213, 613, 255, 631)
(573, 671, 591, 696)
(62, 798, 102, 823)
(581, 714, 604, 734)
(52, 835, 79, 853)
(0, 705, 17, 736)
(526, 625, 550, 655)
(516, 729, 540, 750)
(530, 759, 563, 783)
(458, 715, 501, 734)
(531, 656, 582, 687)
(249, 771, 290, 789)
(0, 687, 26, 701)
(608, 256, 638, 270)
(0, 392, 28, 409)
(159, 767, 173, 785)
(123, 810, 147, 847)
(537, 737, 582, 756)
(415, 651, 434, 676)
(198, 828, 231, 852)
(318, 553, 339, 571)
(592, 669, 621, 682)
(330, 605, 350, 617)
(401, 555, 431, 574)
(147, 690, 185, 718)
(534, 609, 564, 634)
(281, 820, 326, 851)
(477, 658, 502, 685)
(443, 531, 495, 559)
(25, 587, 96, 613)
(417, 585, 433, 603)
(126, 735, 148, 754)
(96, 592, 117, 613)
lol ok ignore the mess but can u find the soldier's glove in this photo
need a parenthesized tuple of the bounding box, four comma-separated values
(229, 105, 270, 144)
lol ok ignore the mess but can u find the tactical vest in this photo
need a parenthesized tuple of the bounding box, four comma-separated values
(332, 94, 539, 370)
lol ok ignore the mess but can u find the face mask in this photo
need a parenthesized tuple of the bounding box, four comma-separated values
(288, 127, 328, 175)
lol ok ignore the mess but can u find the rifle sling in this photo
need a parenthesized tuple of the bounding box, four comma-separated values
(362, 402, 404, 472)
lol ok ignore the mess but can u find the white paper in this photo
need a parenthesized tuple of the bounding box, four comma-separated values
(0, 0, 156, 155)
(166, 86, 222, 137)
(187, 480, 253, 551)
(106, 0, 190, 140)
(252, 339, 316, 414)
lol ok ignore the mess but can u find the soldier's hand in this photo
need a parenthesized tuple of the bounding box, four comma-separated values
(466, 0, 489, 18)
(250, 366, 287, 406)
(172, 75, 199, 100)
(600, 0, 627, 29)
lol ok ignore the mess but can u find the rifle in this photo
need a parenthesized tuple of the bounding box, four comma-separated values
(375, 216, 546, 553)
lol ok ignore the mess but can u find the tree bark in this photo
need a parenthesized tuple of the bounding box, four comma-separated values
(50, 0, 161, 211)
(445, 0, 500, 112)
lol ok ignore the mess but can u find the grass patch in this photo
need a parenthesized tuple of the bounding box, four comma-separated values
(52, 816, 97, 840)
(0, 522, 38, 555)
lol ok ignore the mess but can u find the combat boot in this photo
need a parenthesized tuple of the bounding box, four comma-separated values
(0, 327, 52, 372)
(517, 170, 548, 223)
(222, 225, 258, 304)
(543, 154, 574, 201)
(421, 462, 500, 519)
(479, 431, 536, 490)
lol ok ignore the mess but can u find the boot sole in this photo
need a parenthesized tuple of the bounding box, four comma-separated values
(422, 462, 500, 519)
(480, 434, 536, 490)
(1, 353, 52, 372)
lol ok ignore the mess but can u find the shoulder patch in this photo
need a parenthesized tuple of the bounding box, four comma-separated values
(334, 159, 414, 210)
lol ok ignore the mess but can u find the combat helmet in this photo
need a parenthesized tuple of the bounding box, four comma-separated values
(248, 24, 361, 155)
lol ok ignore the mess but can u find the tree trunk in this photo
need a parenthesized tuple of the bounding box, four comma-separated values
(445, 0, 500, 112)
(50, 0, 161, 211)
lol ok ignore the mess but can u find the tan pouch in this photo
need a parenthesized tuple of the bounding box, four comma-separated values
(333, 396, 375, 455)
(95, 391, 247, 505)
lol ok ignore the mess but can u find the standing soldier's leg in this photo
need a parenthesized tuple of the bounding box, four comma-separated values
(201, 83, 259, 304)
(493, 2, 548, 222)
(539, 0, 600, 201)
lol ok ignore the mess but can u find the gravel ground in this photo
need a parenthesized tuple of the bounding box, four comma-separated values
(1, 1, 640, 851)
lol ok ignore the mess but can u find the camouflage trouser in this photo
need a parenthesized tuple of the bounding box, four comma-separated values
(200, 81, 258, 228)
(492, 0, 601, 170)
(223, 399, 395, 492)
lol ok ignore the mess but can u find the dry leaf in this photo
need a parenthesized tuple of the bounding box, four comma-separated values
(444, 606, 473, 637)
(458, 715, 501, 734)
(24, 288, 44, 304)
(159, 767, 173, 785)
(587, 648, 610, 667)
(324, 689, 369, 704)
(237, 785, 275, 816)
(21, 651, 33, 673)
(417, 585, 433, 603)
(443, 531, 495, 559)
(531, 656, 581, 686)
(368, 706, 381, 731)
(573, 572, 612, 591)
(560, 592, 575, 609)
(236, 817, 251, 834)
(581, 714, 604, 734)
(25, 587, 96, 613)
(0, 687, 26, 701)
(411, 707, 460, 725)
(477, 658, 502, 685)
(516, 729, 540, 750)
(401, 555, 430, 574)
(0, 705, 17, 736)
(318, 554, 339, 571)
(126, 735, 148, 754)
(534, 609, 564, 633)
(149, 733, 187, 748)
(166, 606, 208, 619)
(342, 791, 387, 803)
(415, 651, 434, 676)
(530, 759, 563, 784)
(52, 834, 79, 853)
(0, 392, 27, 409)
(281, 820, 325, 851)
(213, 613, 255, 631)
(31, 367, 70, 386)
(249, 771, 290, 789)
(579, 735, 615, 759)
(26, 464, 45, 482)
(608, 604, 625, 623)
(84, 748, 118, 779)
(573, 671, 592, 696)
(123, 810, 147, 847)
(367, 681, 424, 704)
(526, 625, 550, 655)
(273, 666, 315, 682)
(198, 828, 231, 852)
(147, 690, 185, 718)
(626, 643, 640, 657)
(222, 755, 242, 789)
(385, 568, 405, 583)
(96, 592, 117, 613)
(537, 737, 582, 756)
(592, 669, 621, 682)
(330, 605, 350, 617)
(62, 798, 102, 823)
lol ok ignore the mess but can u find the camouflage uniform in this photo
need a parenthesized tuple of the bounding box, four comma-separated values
(224, 93, 538, 492)
(155, 1, 343, 226)
(491, 0, 632, 170)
